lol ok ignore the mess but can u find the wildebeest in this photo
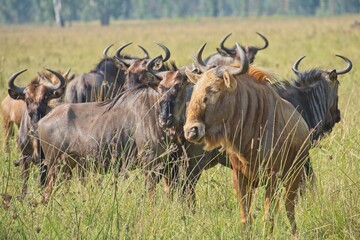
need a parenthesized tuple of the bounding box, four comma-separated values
(204, 32, 269, 66)
(274, 55, 352, 143)
(183, 43, 311, 236)
(147, 56, 230, 203)
(37, 54, 176, 202)
(272, 55, 352, 179)
(7, 69, 68, 195)
(1, 96, 25, 152)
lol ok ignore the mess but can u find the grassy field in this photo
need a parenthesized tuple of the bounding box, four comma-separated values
(0, 15, 359, 239)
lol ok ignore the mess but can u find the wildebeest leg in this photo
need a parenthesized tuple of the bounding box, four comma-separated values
(20, 156, 31, 196)
(230, 154, 253, 225)
(284, 170, 303, 237)
(145, 172, 158, 201)
(263, 171, 281, 233)
(3, 120, 13, 153)
(42, 160, 60, 203)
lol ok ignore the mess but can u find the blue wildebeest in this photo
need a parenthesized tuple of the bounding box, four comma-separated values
(147, 56, 230, 204)
(183, 43, 311, 236)
(273, 55, 352, 178)
(204, 32, 269, 66)
(37, 50, 176, 202)
(7, 69, 68, 195)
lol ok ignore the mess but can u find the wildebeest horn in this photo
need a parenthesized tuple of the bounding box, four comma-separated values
(63, 68, 71, 79)
(334, 55, 352, 75)
(195, 42, 208, 73)
(146, 55, 167, 79)
(45, 68, 66, 92)
(292, 56, 306, 75)
(220, 33, 236, 54)
(115, 42, 133, 59)
(225, 43, 249, 76)
(154, 42, 171, 62)
(8, 69, 27, 94)
(103, 44, 114, 58)
(138, 45, 150, 59)
(254, 32, 269, 50)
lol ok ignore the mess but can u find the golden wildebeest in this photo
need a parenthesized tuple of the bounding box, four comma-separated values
(6, 69, 69, 195)
(183, 43, 311, 236)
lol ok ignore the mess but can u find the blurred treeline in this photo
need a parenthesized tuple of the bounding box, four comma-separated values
(1, 0, 359, 26)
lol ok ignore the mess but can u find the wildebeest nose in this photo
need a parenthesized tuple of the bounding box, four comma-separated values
(159, 114, 174, 128)
(165, 115, 174, 126)
(187, 126, 198, 141)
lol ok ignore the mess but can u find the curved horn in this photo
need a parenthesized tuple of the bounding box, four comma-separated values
(138, 45, 150, 59)
(254, 32, 269, 50)
(292, 56, 306, 75)
(220, 33, 236, 54)
(63, 68, 71, 79)
(115, 42, 133, 59)
(45, 68, 66, 91)
(335, 54, 352, 75)
(146, 55, 166, 79)
(195, 42, 208, 73)
(103, 44, 114, 58)
(227, 43, 249, 76)
(154, 42, 171, 62)
(8, 69, 27, 94)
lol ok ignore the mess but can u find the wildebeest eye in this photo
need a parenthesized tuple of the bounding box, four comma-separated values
(205, 86, 219, 94)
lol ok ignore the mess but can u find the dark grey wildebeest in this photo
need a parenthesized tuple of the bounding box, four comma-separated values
(273, 55, 352, 177)
(37, 55, 177, 202)
(146, 56, 231, 204)
(204, 32, 269, 66)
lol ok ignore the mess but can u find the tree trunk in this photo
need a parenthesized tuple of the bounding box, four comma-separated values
(53, 0, 64, 27)
(100, 8, 110, 26)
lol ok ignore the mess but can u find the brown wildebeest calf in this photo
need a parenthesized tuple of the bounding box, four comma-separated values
(184, 43, 311, 236)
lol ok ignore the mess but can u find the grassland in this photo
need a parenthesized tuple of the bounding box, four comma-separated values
(0, 15, 359, 239)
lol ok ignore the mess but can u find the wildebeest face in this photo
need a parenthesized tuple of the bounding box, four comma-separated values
(322, 70, 341, 135)
(158, 71, 187, 128)
(8, 69, 67, 125)
(125, 59, 158, 88)
(184, 68, 233, 147)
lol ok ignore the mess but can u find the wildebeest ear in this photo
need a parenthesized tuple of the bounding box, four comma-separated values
(8, 89, 25, 100)
(185, 68, 201, 84)
(223, 70, 237, 91)
(328, 69, 338, 82)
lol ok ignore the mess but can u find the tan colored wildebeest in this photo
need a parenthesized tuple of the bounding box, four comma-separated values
(1, 96, 25, 152)
(6, 69, 69, 195)
(183, 43, 311, 236)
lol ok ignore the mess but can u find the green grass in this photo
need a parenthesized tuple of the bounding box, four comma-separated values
(1, 15, 360, 239)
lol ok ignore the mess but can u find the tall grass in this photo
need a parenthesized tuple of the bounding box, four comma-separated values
(1, 15, 359, 239)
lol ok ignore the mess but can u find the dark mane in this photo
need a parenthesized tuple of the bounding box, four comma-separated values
(163, 60, 178, 71)
(294, 69, 326, 87)
(90, 57, 116, 73)
(103, 83, 151, 112)
(275, 69, 325, 88)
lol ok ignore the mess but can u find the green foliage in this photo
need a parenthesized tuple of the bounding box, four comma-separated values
(0, 0, 359, 25)
(0, 15, 360, 239)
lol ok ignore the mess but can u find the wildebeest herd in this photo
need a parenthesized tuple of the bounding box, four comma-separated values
(0, 33, 352, 237)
